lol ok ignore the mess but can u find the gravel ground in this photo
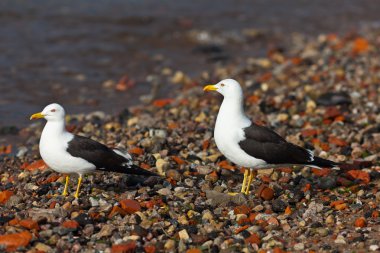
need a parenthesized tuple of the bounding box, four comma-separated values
(1, 31, 380, 252)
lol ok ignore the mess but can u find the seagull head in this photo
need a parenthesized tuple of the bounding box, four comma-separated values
(30, 103, 66, 121)
(203, 79, 243, 99)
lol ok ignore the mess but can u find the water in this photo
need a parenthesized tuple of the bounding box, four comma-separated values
(1, 0, 380, 131)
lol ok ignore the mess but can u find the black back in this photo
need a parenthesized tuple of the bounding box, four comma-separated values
(67, 135, 157, 176)
(238, 123, 314, 165)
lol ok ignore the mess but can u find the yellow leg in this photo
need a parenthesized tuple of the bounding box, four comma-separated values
(244, 169, 255, 195)
(240, 169, 249, 193)
(62, 175, 70, 196)
(74, 175, 83, 199)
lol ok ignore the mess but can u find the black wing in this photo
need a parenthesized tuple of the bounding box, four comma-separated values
(67, 135, 157, 176)
(238, 123, 313, 165)
(67, 135, 125, 169)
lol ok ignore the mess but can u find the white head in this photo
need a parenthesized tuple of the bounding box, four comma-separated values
(30, 103, 66, 122)
(203, 79, 243, 99)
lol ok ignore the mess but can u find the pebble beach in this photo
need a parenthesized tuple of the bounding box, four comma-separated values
(1, 29, 380, 252)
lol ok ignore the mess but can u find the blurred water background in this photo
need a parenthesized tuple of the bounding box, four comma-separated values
(1, 0, 380, 131)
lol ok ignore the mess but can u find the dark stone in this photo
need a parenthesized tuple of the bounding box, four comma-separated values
(272, 199, 287, 213)
(187, 155, 202, 162)
(208, 231, 219, 239)
(362, 124, 380, 136)
(143, 176, 163, 187)
(0, 216, 13, 225)
(341, 146, 352, 156)
(353, 235, 366, 242)
(74, 213, 93, 227)
(259, 101, 278, 114)
(169, 219, 179, 227)
(317, 177, 337, 190)
(186, 225, 198, 234)
(4, 182, 13, 190)
(145, 154, 156, 167)
(240, 230, 251, 239)
(317, 92, 351, 106)
(310, 222, 323, 228)
(53, 227, 73, 236)
(322, 244, 332, 250)
(131, 225, 148, 237)
(293, 175, 303, 185)
(118, 108, 131, 123)
(288, 189, 304, 205)
(364, 210, 373, 219)
(336, 177, 353, 187)
(37, 183, 51, 196)
(191, 234, 208, 244)
(210, 245, 219, 253)
(370, 170, 380, 180)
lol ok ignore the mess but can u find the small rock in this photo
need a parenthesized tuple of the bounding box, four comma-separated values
(111, 242, 137, 253)
(195, 112, 207, 123)
(316, 228, 329, 237)
(5, 195, 22, 208)
(197, 166, 213, 175)
(354, 217, 367, 228)
(82, 224, 94, 237)
(96, 224, 115, 238)
(256, 185, 274, 200)
(253, 205, 264, 212)
(120, 199, 141, 214)
(164, 239, 176, 251)
(245, 233, 261, 245)
(302, 201, 323, 221)
(272, 199, 287, 213)
(156, 159, 169, 175)
(257, 169, 274, 176)
(294, 243, 304, 250)
(157, 188, 172, 196)
(166, 169, 181, 181)
(317, 92, 351, 106)
(178, 229, 190, 242)
(184, 178, 194, 187)
(178, 215, 189, 225)
(89, 197, 99, 207)
(35, 242, 52, 252)
(325, 215, 335, 224)
(334, 235, 346, 244)
(317, 177, 337, 190)
(202, 210, 214, 221)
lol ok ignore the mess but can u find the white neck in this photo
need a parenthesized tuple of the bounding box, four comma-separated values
(41, 120, 67, 140)
(216, 95, 251, 128)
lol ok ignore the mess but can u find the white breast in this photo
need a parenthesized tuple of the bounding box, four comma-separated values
(39, 123, 96, 175)
(214, 99, 267, 168)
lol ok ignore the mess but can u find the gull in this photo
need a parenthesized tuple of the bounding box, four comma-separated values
(204, 79, 339, 194)
(30, 103, 157, 198)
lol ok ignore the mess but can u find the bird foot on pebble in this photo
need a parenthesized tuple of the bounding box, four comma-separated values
(240, 169, 255, 195)
(62, 175, 70, 197)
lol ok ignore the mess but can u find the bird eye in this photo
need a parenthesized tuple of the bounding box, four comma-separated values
(221, 83, 225, 87)
(51, 109, 56, 112)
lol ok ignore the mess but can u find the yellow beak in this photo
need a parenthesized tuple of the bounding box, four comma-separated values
(30, 112, 44, 120)
(203, 84, 218, 92)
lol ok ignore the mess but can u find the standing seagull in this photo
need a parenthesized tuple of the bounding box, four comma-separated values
(30, 103, 157, 198)
(204, 79, 339, 195)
